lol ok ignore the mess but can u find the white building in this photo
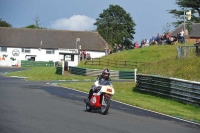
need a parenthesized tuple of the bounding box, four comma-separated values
(0, 27, 108, 67)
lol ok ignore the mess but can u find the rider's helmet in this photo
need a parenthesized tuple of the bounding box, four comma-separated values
(102, 68, 110, 80)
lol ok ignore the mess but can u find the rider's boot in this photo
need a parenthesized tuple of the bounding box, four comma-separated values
(87, 89, 94, 102)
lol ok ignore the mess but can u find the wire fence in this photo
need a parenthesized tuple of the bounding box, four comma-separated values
(177, 46, 200, 58)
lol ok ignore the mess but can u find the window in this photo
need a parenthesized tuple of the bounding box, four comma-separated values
(46, 49, 54, 54)
(22, 48, 31, 53)
(65, 55, 71, 61)
(0, 47, 7, 52)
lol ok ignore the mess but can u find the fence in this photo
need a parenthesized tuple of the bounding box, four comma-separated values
(177, 46, 199, 58)
(136, 74, 200, 107)
(0, 60, 19, 67)
(21, 60, 54, 67)
(84, 58, 144, 69)
(68, 66, 137, 80)
(0, 60, 13, 66)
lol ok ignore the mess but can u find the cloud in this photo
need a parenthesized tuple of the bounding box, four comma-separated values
(50, 15, 96, 31)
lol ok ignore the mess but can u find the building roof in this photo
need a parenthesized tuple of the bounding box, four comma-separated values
(170, 23, 200, 38)
(0, 27, 107, 52)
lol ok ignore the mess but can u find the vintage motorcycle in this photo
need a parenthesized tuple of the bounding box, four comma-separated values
(85, 79, 115, 114)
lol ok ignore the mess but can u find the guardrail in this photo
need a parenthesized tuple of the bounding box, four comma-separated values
(55, 67, 63, 75)
(136, 74, 200, 107)
(68, 66, 137, 80)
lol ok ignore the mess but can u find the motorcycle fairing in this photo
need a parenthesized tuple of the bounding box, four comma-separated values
(90, 95, 101, 108)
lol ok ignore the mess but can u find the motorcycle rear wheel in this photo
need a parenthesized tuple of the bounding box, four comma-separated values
(100, 98, 111, 115)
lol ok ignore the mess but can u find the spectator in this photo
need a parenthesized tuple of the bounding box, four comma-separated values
(194, 39, 200, 46)
(109, 49, 112, 54)
(161, 34, 167, 45)
(113, 44, 117, 53)
(87, 53, 91, 60)
(135, 41, 139, 48)
(141, 39, 145, 47)
(118, 44, 122, 52)
(104, 45, 109, 55)
(180, 29, 185, 43)
(80, 51, 83, 61)
(166, 32, 171, 39)
(155, 33, 161, 45)
(149, 35, 157, 45)
(145, 39, 149, 47)
(82, 50, 86, 60)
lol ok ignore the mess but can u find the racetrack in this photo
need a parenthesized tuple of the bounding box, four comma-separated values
(0, 67, 199, 133)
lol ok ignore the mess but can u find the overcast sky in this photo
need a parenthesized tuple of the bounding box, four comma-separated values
(0, 0, 179, 43)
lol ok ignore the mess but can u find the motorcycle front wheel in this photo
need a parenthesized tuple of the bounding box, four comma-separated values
(100, 98, 111, 115)
(86, 102, 92, 112)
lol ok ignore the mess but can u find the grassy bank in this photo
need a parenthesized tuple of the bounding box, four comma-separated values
(79, 44, 200, 82)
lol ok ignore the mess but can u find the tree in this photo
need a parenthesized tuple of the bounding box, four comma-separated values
(168, 0, 200, 27)
(0, 19, 12, 27)
(94, 5, 136, 47)
(162, 23, 171, 34)
(24, 24, 38, 29)
(23, 16, 46, 29)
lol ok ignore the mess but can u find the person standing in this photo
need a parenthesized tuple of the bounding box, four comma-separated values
(180, 29, 184, 43)
(113, 44, 117, 53)
(104, 45, 109, 55)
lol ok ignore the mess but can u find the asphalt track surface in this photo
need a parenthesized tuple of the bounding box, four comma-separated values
(0, 67, 200, 133)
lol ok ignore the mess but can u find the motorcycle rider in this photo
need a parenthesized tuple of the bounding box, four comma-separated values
(87, 68, 111, 101)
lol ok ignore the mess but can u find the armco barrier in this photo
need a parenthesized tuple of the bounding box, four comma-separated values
(68, 66, 136, 80)
(136, 74, 200, 107)
(69, 67, 87, 76)
(55, 67, 63, 75)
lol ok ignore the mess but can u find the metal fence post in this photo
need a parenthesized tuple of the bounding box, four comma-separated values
(62, 61, 64, 75)
(134, 69, 137, 82)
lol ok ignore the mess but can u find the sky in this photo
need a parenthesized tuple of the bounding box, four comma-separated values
(0, 0, 179, 43)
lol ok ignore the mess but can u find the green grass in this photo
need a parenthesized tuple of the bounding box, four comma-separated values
(5, 66, 94, 80)
(79, 44, 200, 81)
(5, 43, 200, 123)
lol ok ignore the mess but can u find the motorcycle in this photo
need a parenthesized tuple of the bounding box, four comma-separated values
(85, 79, 115, 114)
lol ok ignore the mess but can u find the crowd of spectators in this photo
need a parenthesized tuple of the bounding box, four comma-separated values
(86, 29, 196, 58)
(140, 32, 179, 47)
(80, 50, 91, 60)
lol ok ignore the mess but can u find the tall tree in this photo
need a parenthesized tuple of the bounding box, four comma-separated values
(23, 16, 46, 29)
(94, 5, 136, 47)
(0, 19, 12, 27)
(168, 0, 200, 27)
(162, 23, 171, 34)
(24, 24, 38, 29)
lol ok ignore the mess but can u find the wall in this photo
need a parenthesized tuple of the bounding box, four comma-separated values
(85, 51, 105, 58)
(0, 47, 105, 67)
(187, 37, 200, 43)
(0, 47, 59, 62)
